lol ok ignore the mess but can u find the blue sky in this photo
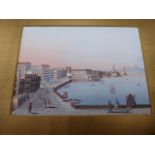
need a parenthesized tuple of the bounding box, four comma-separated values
(19, 27, 145, 70)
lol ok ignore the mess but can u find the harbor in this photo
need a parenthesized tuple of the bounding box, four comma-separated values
(57, 76, 150, 106)
(13, 76, 151, 115)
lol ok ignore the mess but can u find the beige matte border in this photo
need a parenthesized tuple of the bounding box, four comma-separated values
(0, 19, 155, 135)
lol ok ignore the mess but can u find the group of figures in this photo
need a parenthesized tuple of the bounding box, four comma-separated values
(108, 94, 137, 113)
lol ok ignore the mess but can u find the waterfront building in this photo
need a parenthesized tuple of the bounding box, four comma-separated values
(66, 66, 72, 73)
(71, 69, 92, 80)
(41, 64, 54, 84)
(25, 72, 41, 93)
(16, 62, 31, 79)
(41, 64, 50, 71)
(90, 70, 100, 80)
(13, 71, 41, 110)
(53, 68, 67, 79)
(31, 65, 42, 76)
(101, 71, 111, 77)
(110, 71, 120, 77)
(65, 66, 72, 78)
(14, 72, 41, 95)
(41, 70, 53, 83)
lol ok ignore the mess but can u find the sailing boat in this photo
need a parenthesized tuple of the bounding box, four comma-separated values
(110, 85, 116, 94)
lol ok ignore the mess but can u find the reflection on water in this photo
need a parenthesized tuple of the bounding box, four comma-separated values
(57, 76, 150, 105)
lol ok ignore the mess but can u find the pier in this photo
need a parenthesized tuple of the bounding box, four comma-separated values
(53, 78, 72, 99)
(53, 78, 72, 90)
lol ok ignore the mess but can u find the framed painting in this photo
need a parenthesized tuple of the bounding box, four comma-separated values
(11, 26, 150, 116)
(0, 20, 155, 134)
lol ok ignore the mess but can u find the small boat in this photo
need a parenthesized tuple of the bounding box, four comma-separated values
(71, 99, 81, 107)
(137, 84, 141, 86)
(63, 98, 72, 102)
(92, 78, 100, 81)
(72, 99, 81, 102)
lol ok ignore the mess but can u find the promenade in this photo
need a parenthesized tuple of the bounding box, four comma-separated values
(12, 78, 151, 116)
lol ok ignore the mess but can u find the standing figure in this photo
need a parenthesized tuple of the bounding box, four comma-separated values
(108, 100, 113, 113)
(63, 91, 68, 99)
(44, 99, 47, 108)
(114, 98, 119, 109)
(28, 102, 32, 113)
(39, 92, 43, 100)
(126, 94, 136, 108)
(47, 99, 52, 107)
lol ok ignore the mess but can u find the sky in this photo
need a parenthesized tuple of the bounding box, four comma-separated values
(19, 27, 145, 70)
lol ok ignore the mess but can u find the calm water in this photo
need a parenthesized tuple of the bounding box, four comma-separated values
(57, 76, 150, 105)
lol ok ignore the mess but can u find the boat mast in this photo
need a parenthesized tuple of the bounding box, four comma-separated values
(124, 67, 127, 76)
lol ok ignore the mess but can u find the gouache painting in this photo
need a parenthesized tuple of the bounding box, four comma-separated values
(11, 27, 150, 115)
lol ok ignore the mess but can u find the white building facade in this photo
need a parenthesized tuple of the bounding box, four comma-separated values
(53, 68, 67, 80)
(40, 65, 54, 86)
(71, 69, 91, 80)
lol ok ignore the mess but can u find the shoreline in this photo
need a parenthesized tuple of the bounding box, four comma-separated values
(12, 87, 151, 116)
(53, 78, 150, 110)
(70, 104, 150, 109)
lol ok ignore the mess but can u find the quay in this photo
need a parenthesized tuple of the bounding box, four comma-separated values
(70, 103, 150, 109)
(12, 78, 151, 116)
